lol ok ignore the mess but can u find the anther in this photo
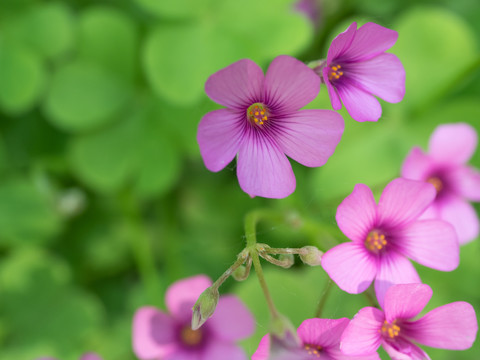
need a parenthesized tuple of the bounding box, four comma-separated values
(247, 103, 270, 127)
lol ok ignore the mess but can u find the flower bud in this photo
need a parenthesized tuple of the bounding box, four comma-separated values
(191, 286, 219, 330)
(278, 254, 294, 268)
(270, 313, 301, 348)
(299, 246, 323, 266)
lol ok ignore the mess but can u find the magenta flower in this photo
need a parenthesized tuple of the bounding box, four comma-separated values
(320, 22, 405, 122)
(132, 275, 254, 360)
(252, 318, 380, 360)
(197, 55, 344, 198)
(321, 178, 459, 306)
(340, 284, 478, 359)
(402, 123, 480, 244)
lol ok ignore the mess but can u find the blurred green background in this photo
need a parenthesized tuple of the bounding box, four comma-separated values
(0, 0, 479, 359)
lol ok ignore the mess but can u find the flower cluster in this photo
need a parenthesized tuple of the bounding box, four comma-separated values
(131, 19, 479, 360)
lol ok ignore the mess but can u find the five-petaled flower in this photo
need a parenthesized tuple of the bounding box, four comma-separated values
(132, 275, 254, 360)
(402, 123, 480, 245)
(197, 55, 344, 198)
(321, 178, 459, 306)
(340, 284, 478, 359)
(252, 318, 380, 360)
(319, 22, 405, 122)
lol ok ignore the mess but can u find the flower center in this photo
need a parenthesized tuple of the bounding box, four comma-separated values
(328, 64, 343, 81)
(381, 320, 401, 339)
(365, 230, 387, 254)
(427, 176, 443, 193)
(304, 343, 322, 357)
(180, 326, 203, 347)
(247, 103, 269, 126)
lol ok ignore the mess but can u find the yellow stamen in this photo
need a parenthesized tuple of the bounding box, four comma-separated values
(380, 320, 401, 339)
(365, 230, 387, 254)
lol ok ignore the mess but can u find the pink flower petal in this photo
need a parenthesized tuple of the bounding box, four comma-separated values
(395, 219, 459, 271)
(342, 23, 398, 62)
(205, 59, 264, 109)
(132, 307, 177, 359)
(252, 335, 270, 360)
(336, 82, 382, 122)
(336, 184, 377, 243)
(381, 338, 430, 360)
(374, 251, 421, 309)
(274, 109, 344, 167)
(297, 318, 349, 349)
(166, 275, 212, 321)
(80, 354, 102, 360)
(201, 342, 247, 360)
(347, 53, 405, 103)
(322, 242, 377, 294)
(208, 295, 255, 341)
(401, 147, 434, 180)
(327, 22, 357, 64)
(428, 123, 477, 165)
(264, 55, 320, 112)
(438, 195, 479, 245)
(327, 348, 381, 360)
(383, 284, 432, 323)
(236, 131, 295, 198)
(407, 302, 478, 350)
(322, 67, 342, 110)
(377, 178, 436, 229)
(451, 166, 480, 201)
(197, 109, 247, 172)
(340, 307, 384, 356)
(165, 351, 200, 360)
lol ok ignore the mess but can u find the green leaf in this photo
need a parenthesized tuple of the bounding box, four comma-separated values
(143, 22, 244, 105)
(0, 249, 104, 358)
(134, 0, 212, 19)
(70, 98, 181, 197)
(78, 6, 138, 82)
(0, 179, 61, 246)
(393, 6, 478, 111)
(22, 2, 75, 60)
(0, 41, 45, 115)
(44, 61, 131, 132)
(132, 107, 181, 198)
(69, 113, 138, 193)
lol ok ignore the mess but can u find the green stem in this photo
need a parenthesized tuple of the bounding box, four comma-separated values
(251, 250, 280, 319)
(315, 279, 333, 318)
(212, 250, 248, 290)
(244, 209, 286, 319)
(121, 191, 163, 305)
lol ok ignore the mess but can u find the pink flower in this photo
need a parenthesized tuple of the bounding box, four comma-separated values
(402, 123, 480, 244)
(252, 318, 380, 360)
(340, 284, 478, 359)
(197, 55, 344, 198)
(320, 22, 405, 122)
(132, 275, 254, 360)
(321, 178, 459, 306)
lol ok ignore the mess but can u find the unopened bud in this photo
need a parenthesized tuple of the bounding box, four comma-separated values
(232, 265, 247, 281)
(278, 254, 294, 268)
(270, 314, 301, 348)
(299, 246, 323, 266)
(191, 287, 219, 330)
